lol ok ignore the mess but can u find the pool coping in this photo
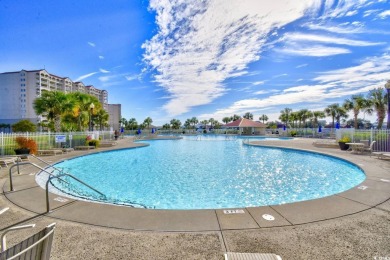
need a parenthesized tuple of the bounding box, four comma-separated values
(2, 137, 390, 232)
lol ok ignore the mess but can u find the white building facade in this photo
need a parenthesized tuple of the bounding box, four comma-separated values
(107, 104, 121, 131)
(0, 69, 108, 125)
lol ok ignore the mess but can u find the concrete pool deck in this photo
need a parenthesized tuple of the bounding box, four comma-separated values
(1, 136, 389, 259)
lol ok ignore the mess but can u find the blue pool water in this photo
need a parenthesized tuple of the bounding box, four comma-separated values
(48, 137, 365, 209)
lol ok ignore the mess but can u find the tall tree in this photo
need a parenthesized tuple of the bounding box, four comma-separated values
(94, 109, 109, 131)
(209, 118, 216, 128)
(368, 88, 387, 129)
(279, 108, 292, 127)
(68, 92, 100, 131)
(127, 118, 138, 130)
(222, 117, 232, 124)
(232, 114, 241, 121)
(190, 117, 199, 128)
(143, 117, 153, 129)
(170, 119, 182, 129)
(184, 119, 192, 129)
(343, 95, 372, 129)
(324, 103, 339, 128)
(312, 111, 326, 128)
(201, 119, 209, 129)
(259, 114, 268, 124)
(33, 91, 74, 132)
(243, 112, 253, 120)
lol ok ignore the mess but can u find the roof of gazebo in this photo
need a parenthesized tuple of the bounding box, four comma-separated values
(224, 118, 266, 128)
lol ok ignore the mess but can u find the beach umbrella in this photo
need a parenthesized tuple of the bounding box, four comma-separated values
(151, 128, 155, 134)
(318, 125, 322, 133)
(137, 129, 141, 134)
(283, 125, 286, 131)
(336, 122, 340, 129)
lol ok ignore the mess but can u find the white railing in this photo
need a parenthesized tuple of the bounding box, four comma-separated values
(336, 129, 390, 152)
(0, 131, 114, 156)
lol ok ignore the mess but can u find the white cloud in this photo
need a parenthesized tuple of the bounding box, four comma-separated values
(378, 10, 390, 19)
(199, 53, 390, 120)
(75, 72, 98, 82)
(253, 81, 265, 86)
(296, 64, 308, 68)
(98, 56, 104, 59)
(345, 10, 358, 16)
(99, 68, 110, 73)
(87, 42, 96, 47)
(305, 23, 365, 34)
(321, 0, 372, 19)
(125, 75, 138, 81)
(280, 44, 350, 57)
(283, 33, 383, 47)
(143, 0, 319, 116)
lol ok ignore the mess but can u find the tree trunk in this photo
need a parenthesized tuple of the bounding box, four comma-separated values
(54, 115, 61, 132)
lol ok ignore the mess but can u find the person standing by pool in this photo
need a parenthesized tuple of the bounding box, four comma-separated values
(114, 130, 119, 140)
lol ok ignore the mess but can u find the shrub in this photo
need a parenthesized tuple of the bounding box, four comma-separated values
(338, 135, 351, 143)
(289, 130, 297, 137)
(15, 137, 38, 154)
(86, 139, 100, 147)
(12, 120, 37, 132)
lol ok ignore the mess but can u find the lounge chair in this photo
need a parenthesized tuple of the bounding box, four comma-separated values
(372, 152, 390, 160)
(37, 149, 63, 156)
(0, 223, 56, 260)
(225, 252, 282, 260)
(0, 157, 17, 168)
(364, 141, 376, 155)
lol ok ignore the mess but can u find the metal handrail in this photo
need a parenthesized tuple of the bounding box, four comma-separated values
(46, 173, 105, 213)
(29, 154, 65, 175)
(8, 162, 69, 192)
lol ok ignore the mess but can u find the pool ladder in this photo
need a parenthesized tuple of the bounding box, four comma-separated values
(8, 155, 106, 213)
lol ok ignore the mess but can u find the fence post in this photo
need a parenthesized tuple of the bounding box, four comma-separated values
(370, 128, 373, 144)
(1, 132, 3, 156)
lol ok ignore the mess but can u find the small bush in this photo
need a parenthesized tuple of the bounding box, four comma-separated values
(289, 130, 297, 137)
(338, 135, 351, 143)
(14, 136, 38, 154)
(86, 139, 100, 147)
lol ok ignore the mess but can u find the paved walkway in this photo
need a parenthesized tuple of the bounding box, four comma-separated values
(1, 136, 389, 259)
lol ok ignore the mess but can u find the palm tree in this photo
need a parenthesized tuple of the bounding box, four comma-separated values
(190, 117, 199, 128)
(170, 119, 181, 129)
(143, 117, 153, 129)
(324, 103, 340, 128)
(312, 111, 326, 128)
(68, 92, 100, 131)
(279, 108, 292, 127)
(289, 112, 299, 128)
(335, 106, 348, 125)
(201, 119, 209, 129)
(162, 123, 171, 129)
(243, 112, 253, 120)
(33, 91, 74, 132)
(119, 117, 128, 129)
(94, 109, 109, 131)
(232, 114, 241, 121)
(343, 95, 372, 129)
(222, 117, 232, 124)
(259, 114, 268, 124)
(209, 118, 216, 128)
(368, 88, 387, 129)
(127, 118, 138, 130)
(184, 119, 192, 129)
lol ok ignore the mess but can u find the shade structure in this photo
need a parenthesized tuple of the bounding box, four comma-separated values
(137, 129, 141, 134)
(318, 125, 322, 133)
(283, 125, 286, 131)
(336, 122, 340, 129)
(151, 128, 155, 134)
(223, 118, 267, 135)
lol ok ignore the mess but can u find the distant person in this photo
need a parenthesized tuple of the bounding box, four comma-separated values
(114, 130, 119, 140)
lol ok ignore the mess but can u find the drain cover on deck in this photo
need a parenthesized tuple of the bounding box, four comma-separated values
(262, 214, 275, 221)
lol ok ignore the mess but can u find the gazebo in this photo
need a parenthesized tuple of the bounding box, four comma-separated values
(223, 118, 266, 135)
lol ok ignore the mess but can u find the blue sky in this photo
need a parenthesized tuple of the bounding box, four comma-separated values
(1, 0, 389, 125)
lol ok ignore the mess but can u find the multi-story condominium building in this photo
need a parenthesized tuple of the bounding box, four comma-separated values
(0, 69, 109, 126)
(107, 104, 121, 131)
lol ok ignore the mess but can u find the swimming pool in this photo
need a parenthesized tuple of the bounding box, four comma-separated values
(43, 137, 366, 210)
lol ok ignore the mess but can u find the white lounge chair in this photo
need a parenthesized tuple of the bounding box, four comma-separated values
(0, 223, 56, 260)
(364, 141, 376, 155)
(0, 157, 17, 168)
(372, 152, 390, 160)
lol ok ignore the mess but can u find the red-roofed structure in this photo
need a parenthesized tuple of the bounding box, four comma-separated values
(223, 118, 266, 135)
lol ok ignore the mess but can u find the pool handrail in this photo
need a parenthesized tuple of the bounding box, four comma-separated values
(45, 173, 106, 213)
(8, 161, 70, 192)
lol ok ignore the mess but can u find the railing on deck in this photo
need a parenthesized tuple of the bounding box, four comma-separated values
(0, 131, 114, 156)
